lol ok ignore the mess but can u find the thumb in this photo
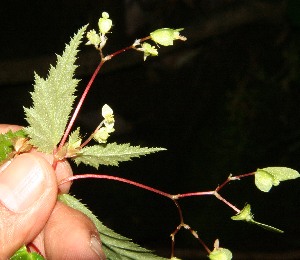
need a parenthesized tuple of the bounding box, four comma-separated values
(0, 153, 58, 258)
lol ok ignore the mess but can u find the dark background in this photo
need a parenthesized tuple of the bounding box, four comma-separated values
(1, 0, 300, 259)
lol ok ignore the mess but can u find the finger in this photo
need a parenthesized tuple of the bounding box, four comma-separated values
(31, 151, 73, 194)
(44, 201, 105, 260)
(0, 124, 22, 134)
(0, 153, 57, 258)
(0, 124, 73, 193)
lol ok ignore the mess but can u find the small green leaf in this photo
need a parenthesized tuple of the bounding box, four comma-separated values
(11, 245, 44, 260)
(24, 25, 87, 153)
(74, 142, 166, 169)
(254, 170, 274, 192)
(255, 167, 300, 192)
(68, 127, 82, 148)
(231, 204, 283, 233)
(0, 129, 27, 165)
(58, 194, 167, 260)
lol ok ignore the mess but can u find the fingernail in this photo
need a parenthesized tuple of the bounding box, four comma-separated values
(90, 235, 104, 259)
(0, 154, 48, 212)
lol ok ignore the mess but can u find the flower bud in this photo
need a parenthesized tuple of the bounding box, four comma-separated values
(150, 28, 186, 46)
(141, 42, 158, 61)
(86, 30, 101, 47)
(209, 248, 232, 260)
(98, 12, 112, 34)
(94, 127, 110, 143)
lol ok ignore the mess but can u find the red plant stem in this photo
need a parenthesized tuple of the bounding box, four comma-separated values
(59, 174, 173, 199)
(174, 191, 214, 198)
(216, 172, 256, 192)
(232, 172, 255, 179)
(58, 36, 152, 152)
(106, 36, 151, 59)
(58, 60, 105, 150)
(214, 192, 240, 213)
(170, 201, 211, 256)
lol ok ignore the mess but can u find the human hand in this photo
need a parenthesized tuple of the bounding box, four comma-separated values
(0, 124, 106, 259)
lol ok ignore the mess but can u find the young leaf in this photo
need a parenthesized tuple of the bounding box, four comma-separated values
(231, 204, 283, 233)
(259, 167, 300, 181)
(24, 25, 87, 153)
(11, 245, 44, 260)
(255, 167, 300, 192)
(0, 129, 27, 165)
(58, 194, 167, 260)
(254, 170, 274, 192)
(74, 142, 166, 169)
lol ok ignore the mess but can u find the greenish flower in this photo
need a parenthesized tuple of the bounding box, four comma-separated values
(102, 104, 115, 133)
(209, 240, 232, 260)
(141, 42, 158, 60)
(150, 28, 186, 46)
(209, 248, 233, 260)
(86, 30, 101, 47)
(98, 12, 112, 34)
(94, 127, 110, 143)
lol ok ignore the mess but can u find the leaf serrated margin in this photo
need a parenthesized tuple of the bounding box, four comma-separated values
(58, 194, 167, 260)
(24, 25, 88, 153)
(73, 142, 166, 169)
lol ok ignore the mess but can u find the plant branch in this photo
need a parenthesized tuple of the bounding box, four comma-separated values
(58, 60, 105, 151)
(59, 171, 251, 255)
(59, 174, 173, 199)
(105, 36, 151, 60)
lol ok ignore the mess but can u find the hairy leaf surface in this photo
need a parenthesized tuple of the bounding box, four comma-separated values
(24, 25, 87, 153)
(74, 143, 166, 168)
(58, 194, 167, 260)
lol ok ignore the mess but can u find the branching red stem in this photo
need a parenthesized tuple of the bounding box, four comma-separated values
(58, 170, 256, 255)
(58, 35, 152, 153)
(106, 36, 151, 59)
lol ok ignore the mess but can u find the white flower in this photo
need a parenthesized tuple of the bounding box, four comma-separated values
(102, 104, 115, 133)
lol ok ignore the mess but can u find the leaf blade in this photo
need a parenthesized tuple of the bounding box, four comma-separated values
(73, 143, 166, 169)
(58, 194, 167, 260)
(255, 167, 300, 192)
(24, 25, 87, 153)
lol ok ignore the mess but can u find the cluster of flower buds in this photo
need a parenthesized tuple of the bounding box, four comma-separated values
(86, 12, 112, 49)
(135, 28, 187, 60)
(94, 104, 115, 143)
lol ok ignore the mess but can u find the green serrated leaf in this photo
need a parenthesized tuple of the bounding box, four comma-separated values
(11, 245, 44, 260)
(24, 25, 87, 153)
(58, 194, 167, 260)
(255, 167, 300, 192)
(73, 142, 166, 169)
(0, 129, 27, 165)
(68, 127, 82, 146)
